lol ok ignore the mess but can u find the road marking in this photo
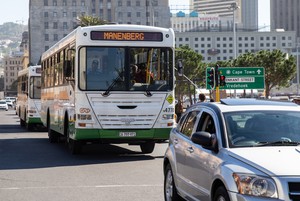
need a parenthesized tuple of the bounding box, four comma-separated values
(0, 184, 163, 190)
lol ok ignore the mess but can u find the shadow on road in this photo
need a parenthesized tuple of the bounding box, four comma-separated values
(0, 136, 160, 170)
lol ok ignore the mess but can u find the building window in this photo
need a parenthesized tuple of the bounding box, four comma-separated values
(63, 12, 67, 17)
(54, 34, 58, 41)
(72, 0, 76, 6)
(53, 12, 57, 17)
(44, 0, 48, 6)
(72, 12, 77, 17)
(45, 34, 49, 41)
(53, 22, 58, 29)
(118, 1, 122, 6)
(63, 0, 67, 6)
(185, 38, 189, 41)
(127, 12, 131, 17)
(127, 1, 131, 6)
(136, 12, 141, 17)
(195, 38, 198, 41)
(63, 22, 68, 29)
(53, 0, 57, 6)
(282, 36, 286, 40)
(44, 12, 48, 17)
(136, 1, 141, 6)
(81, 1, 85, 6)
(44, 22, 49, 29)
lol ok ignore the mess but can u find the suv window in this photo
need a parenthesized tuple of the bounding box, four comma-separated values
(180, 111, 199, 137)
(196, 112, 216, 134)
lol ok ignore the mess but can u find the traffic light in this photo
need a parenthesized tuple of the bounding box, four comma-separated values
(177, 59, 183, 76)
(207, 68, 215, 89)
(219, 75, 226, 86)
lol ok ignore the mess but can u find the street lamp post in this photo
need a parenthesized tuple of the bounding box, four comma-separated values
(229, 2, 239, 59)
(297, 44, 299, 95)
(229, 2, 239, 97)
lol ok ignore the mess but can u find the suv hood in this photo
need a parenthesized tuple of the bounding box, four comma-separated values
(229, 146, 300, 176)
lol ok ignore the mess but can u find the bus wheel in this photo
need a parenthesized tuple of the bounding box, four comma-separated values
(140, 141, 155, 154)
(26, 123, 34, 131)
(20, 119, 25, 127)
(47, 118, 58, 143)
(68, 139, 82, 155)
(65, 122, 82, 155)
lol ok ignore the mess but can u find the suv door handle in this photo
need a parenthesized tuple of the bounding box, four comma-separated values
(187, 147, 194, 153)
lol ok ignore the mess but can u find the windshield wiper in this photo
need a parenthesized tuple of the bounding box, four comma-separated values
(102, 69, 123, 97)
(257, 140, 300, 147)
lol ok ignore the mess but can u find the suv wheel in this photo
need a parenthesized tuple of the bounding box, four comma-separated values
(213, 186, 230, 201)
(164, 164, 182, 201)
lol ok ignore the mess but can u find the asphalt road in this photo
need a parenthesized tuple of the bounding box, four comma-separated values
(0, 109, 168, 201)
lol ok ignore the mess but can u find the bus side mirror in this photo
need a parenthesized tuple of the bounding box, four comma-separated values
(63, 60, 72, 77)
(177, 60, 183, 76)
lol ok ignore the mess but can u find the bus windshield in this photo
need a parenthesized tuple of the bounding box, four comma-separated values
(79, 47, 173, 92)
(29, 76, 41, 99)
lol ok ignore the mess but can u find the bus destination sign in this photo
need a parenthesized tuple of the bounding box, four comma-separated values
(91, 31, 163, 41)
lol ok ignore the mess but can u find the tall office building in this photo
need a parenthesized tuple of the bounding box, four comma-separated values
(190, 0, 261, 31)
(29, 0, 170, 65)
(271, 0, 300, 40)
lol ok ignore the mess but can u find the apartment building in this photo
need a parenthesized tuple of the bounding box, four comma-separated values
(29, 0, 170, 65)
(175, 30, 296, 63)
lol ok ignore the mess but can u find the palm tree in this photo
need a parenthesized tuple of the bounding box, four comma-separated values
(76, 15, 107, 27)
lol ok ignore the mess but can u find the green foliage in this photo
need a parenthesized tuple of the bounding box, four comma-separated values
(175, 46, 205, 100)
(77, 15, 107, 27)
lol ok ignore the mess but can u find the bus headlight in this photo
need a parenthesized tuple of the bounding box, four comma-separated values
(162, 114, 174, 120)
(233, 173, 278, 198)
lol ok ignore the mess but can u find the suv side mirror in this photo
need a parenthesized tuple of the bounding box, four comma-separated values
(191, 131, 218, 152)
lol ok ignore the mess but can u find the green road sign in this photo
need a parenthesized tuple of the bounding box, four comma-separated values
(206, 67, 265, 90)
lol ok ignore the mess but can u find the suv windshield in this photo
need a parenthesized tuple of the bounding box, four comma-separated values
(224, 111, 300, 147)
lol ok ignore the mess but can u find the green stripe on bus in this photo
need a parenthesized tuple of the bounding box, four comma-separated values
(74, 128, 171, 140)
(27, 118, 43, 124)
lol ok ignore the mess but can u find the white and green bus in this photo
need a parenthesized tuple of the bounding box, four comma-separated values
(17, 65, 43, 130)
(40, 24, 175, 154)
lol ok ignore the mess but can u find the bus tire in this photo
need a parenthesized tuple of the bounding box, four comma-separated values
(68, 139, 82, 155)
(26, 123, 34, 131)
(47, 115, 58, 143)
(140, 141, 155, 154)
(20, 118, 25, 127)
(65, 118, 82, 155)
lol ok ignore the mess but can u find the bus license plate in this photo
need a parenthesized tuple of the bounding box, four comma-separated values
(119, 132, 136, 137)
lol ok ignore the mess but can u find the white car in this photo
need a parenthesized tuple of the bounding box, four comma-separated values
(6, 100, 14, 108)
(164, 99, 300, 201)
(0, 100, 8, 111)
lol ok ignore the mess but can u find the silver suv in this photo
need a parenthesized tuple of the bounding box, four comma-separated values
(164, 99, 300, 201)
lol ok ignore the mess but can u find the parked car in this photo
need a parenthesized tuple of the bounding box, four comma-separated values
(0, 100, 8, 111)
(164, 99, 300, 201)
(6, 100, 14, 108)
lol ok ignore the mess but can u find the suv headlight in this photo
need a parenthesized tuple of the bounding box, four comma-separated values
(233, 173, 278, 198)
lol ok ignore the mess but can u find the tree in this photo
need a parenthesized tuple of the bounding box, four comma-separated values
(175, 46, 205, 103)
(76, 15, 107, 27)
(255, 50, 296, 98)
